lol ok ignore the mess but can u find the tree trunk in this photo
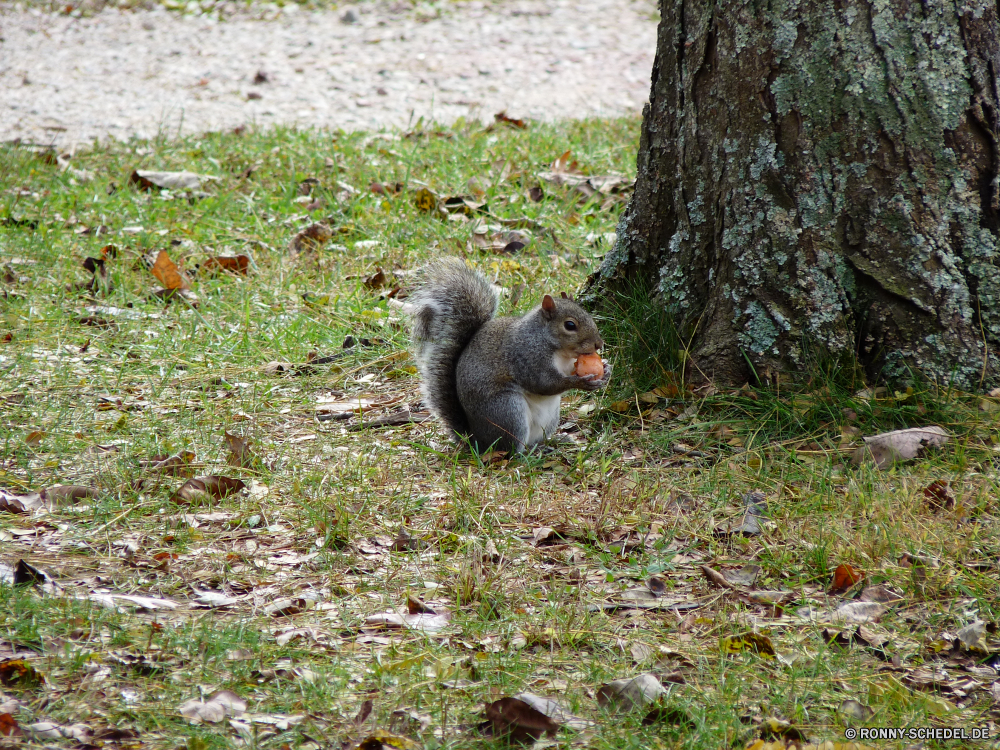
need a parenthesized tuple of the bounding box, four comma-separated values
(587, 0, 1000, 388)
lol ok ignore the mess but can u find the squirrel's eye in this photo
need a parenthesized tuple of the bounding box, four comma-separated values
(564, 320, 577, 331)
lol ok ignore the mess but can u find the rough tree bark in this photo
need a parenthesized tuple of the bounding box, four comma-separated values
(587, 0, 1000, 388)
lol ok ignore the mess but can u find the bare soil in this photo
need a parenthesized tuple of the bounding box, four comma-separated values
(0, 0, 657, 147)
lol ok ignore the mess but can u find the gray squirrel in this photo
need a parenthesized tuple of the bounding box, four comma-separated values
(409, 258, 610, 453)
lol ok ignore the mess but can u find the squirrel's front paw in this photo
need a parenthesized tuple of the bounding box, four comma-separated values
(573, 361, 611, 390)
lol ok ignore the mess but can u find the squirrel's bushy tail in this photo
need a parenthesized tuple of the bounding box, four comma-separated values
(409, 258, 498, 439)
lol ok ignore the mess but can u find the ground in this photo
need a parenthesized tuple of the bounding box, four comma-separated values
(1, 4, 1000, 750)
(0, 0, 656, 147)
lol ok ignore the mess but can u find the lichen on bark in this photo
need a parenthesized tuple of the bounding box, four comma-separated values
(586, 0, 1000, 388)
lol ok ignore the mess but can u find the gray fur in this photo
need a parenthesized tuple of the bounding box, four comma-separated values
(409, 258, 499, 441)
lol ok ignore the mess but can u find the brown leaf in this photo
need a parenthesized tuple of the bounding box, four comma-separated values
(829, 563, 865, 594)
(0, 713, 22, 738)
(923, 480, 955, 509)
(550, 150, 582, 175)
(78, 315, 116, 328)
(364, 268, 389, 290)
(41, 485, 98, 506)
(853, 425, 950, 467)
(288, 222, 333, 256)
(722, 564, 761, 587)
(839, 698, 874, 722)
(0, 659, 42, 689)
(701, 565, 735, 589)
(858, 585, 904, 603)
(224, 432, 256, 468)
(13, 560, 48, 586)
(494, 111, 527, 129)
(354, 731, 420, 750)
(406, 595, 435, 615)
(172, 475, 246, 503)
(370, 182, 404, 195)
(149, 250, 190, 290)
(201, 255, 250, 275)
(353, 698, 373, 726)
(145, 451, 197, 477)
(0, 489, 42, 513)
(646, 576, 667, 596)
(24, 430, 44, 448)
(482, 697, 559, 742)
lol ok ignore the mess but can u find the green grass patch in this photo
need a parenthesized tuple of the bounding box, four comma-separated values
(1, 117, 999, 750)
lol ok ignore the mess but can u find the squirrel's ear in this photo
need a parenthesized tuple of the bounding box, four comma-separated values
(561, 291, 574, 301)
(542, 294, 556, 314)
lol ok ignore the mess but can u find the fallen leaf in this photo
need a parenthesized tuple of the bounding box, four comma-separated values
(179, 689, 247, 724)
(145, 451, 197, 477)
(0, 713, 21, 737)
(353, 698, 374, 725)
(923, 479, 955, 509)
(370, 181, 404, 195)
(720, 632, 776, 658)
(41, 485, 98, 506)
(24, 721, 92, 741)
(413, 188, 438, 212)
(264, 597, 309, 617)
(364, 267, 389, 289)
(0, 489, 42, 513)
(24, 430, 44, 448)
(224, 432, 256, 468)
(13, 560, 48, 586)
(760, 717, 808, 742)
(839, 698, 874, 722)
(364, 611, 450, 633)
(858, 585, 904, 603)
(129, 170, 217, 192)
(832, 601, 887, 624)
(482, 694, 569, 741)
(829, 563, 865, 594)
(701, 566, 735, 589)
(0, 659, 42, 688)
(723, 564, 761, 587)
(715, 491, 767, 537)
(597, 673, 667, 711)
(149, 250, 190, 290)
(86, 593, 180, 611)
(353, 730, 421, 750)
(494, 111, 527, 128)
(172, 476, 246, 503)
(288, 222, 333, 256)
(853, 425, 949, 468)
(956, 620, 988, 652)
(201, 255, 250, 275)
(441, 195, 487, 216)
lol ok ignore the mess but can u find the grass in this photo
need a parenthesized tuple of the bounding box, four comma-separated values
(1, 117, 999, 750)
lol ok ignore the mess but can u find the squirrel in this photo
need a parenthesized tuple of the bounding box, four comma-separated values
(409, 258, 610, 453)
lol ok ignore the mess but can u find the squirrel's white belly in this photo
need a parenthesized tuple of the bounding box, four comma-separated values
(522, 392, 561, 445)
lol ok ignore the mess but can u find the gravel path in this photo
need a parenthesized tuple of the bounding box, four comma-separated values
(0, 0, 657, 147)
